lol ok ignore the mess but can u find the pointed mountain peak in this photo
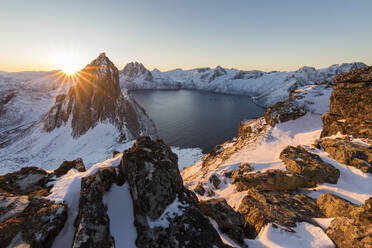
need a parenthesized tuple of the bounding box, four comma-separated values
(86, 52, 115, 68)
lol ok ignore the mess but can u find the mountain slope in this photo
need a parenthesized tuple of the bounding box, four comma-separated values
(0, 53, 157, 173)
(181, 78, 372, 247)
(119, 62, 367, 107)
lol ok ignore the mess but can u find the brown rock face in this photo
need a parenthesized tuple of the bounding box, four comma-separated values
(199, 198, 255, 246)
(73, 167, 117, 248)
(318, 137, 372, 173)
(238, 188, 322, 236)
(0, 166, 51, 197)
(321, 66, 372, 139)
(0, 197, 67, 248)
(44, 53, 156, 139)
(232, 169, 315, 192)
(317, 193, 358, 218)
(119, 137, 229, 248)
(326, 197, 372, 248)
(0, 167, 67, 248)
(280, 145, 340, 184)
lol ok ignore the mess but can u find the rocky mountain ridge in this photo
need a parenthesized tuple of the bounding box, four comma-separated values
(0, 63, 371, 247)
(44, 53, 155, 139)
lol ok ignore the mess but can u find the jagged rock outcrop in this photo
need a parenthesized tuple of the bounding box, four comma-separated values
(325, 197, 372, 248)
(0, 167, 52, 197)
(238, 188, 323, 236)
(238, 118, 266, 138)
(317, 136, 372, 173)
(53, 158, 86, 177)
(280, 145, 340, 184)
(0, 166, 68, 247)
(0, 197, 67, 248)
(199, 198, 255, 246)
(265, 93, 307, 126)
(321, 66, 372, 139)
(232, 169, 315, 192)
(44, 53, 156, 139)
(119, 137, 229, 248)
(73, 167, 117, 248)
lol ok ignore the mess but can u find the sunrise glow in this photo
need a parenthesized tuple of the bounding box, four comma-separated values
(53, 49, 85, 75)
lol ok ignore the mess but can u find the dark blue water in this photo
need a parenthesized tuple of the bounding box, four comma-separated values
(131, 90, 265, 153)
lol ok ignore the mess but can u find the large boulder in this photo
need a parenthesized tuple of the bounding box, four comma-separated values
(280, 145, 340, 184)
(321, 66, 372, 139)
(232, 169, 315, 192)
(326, 197, 372, 248)
(73, 167, 117, 248)
(119, 137, 229, 248)
(199, 198, 255, 246)
(317, 137, 371, 173)
(238, 188, 322, 236)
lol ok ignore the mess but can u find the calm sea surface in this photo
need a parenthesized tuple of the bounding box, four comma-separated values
(131, 90, 265, 153)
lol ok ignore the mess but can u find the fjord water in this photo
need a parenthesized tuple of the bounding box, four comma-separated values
(131, 90, 265, 153)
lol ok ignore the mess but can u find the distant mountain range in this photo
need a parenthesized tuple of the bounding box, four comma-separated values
(119, 61, 367, 106)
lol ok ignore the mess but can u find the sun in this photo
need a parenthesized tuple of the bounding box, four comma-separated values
(62, 64, 79, 75)
(54, 49, 85, 75)
(59, 57, 82, 75)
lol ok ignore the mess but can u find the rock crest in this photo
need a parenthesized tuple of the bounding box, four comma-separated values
(119, 137, 229, 248)
(321, 66, 372, 139)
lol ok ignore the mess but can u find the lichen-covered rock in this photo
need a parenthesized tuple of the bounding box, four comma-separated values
(232, 169, 315, 192)
(317, 193, 359, 218)
(73, 167, 117, 248)
(200, 198, 255, 246)
(0, 166, 51, 197)
(53, 158, 86, 177)
(265, 96, 307, 127)
(326, 197, 372, 248)
(119, 137, 229, 248)
(280, 145, 340, 184)
(321, 66, 372, 139)
(238, 188, 323, 236)
(0, 197, 67, 248)
(318, 137, 372, 173)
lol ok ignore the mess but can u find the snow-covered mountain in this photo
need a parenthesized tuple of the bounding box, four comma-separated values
(0, 53, 158, 173)
(119, 62, 367, 106)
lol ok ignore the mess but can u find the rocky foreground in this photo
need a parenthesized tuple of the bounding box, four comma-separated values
(0, 67, 371, 247)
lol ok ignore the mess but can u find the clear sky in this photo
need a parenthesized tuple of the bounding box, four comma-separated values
(1, 0, 372, 72)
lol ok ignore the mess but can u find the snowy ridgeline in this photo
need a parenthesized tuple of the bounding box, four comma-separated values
(181, 84, 372, 248)
(119, 62, 367, 106)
